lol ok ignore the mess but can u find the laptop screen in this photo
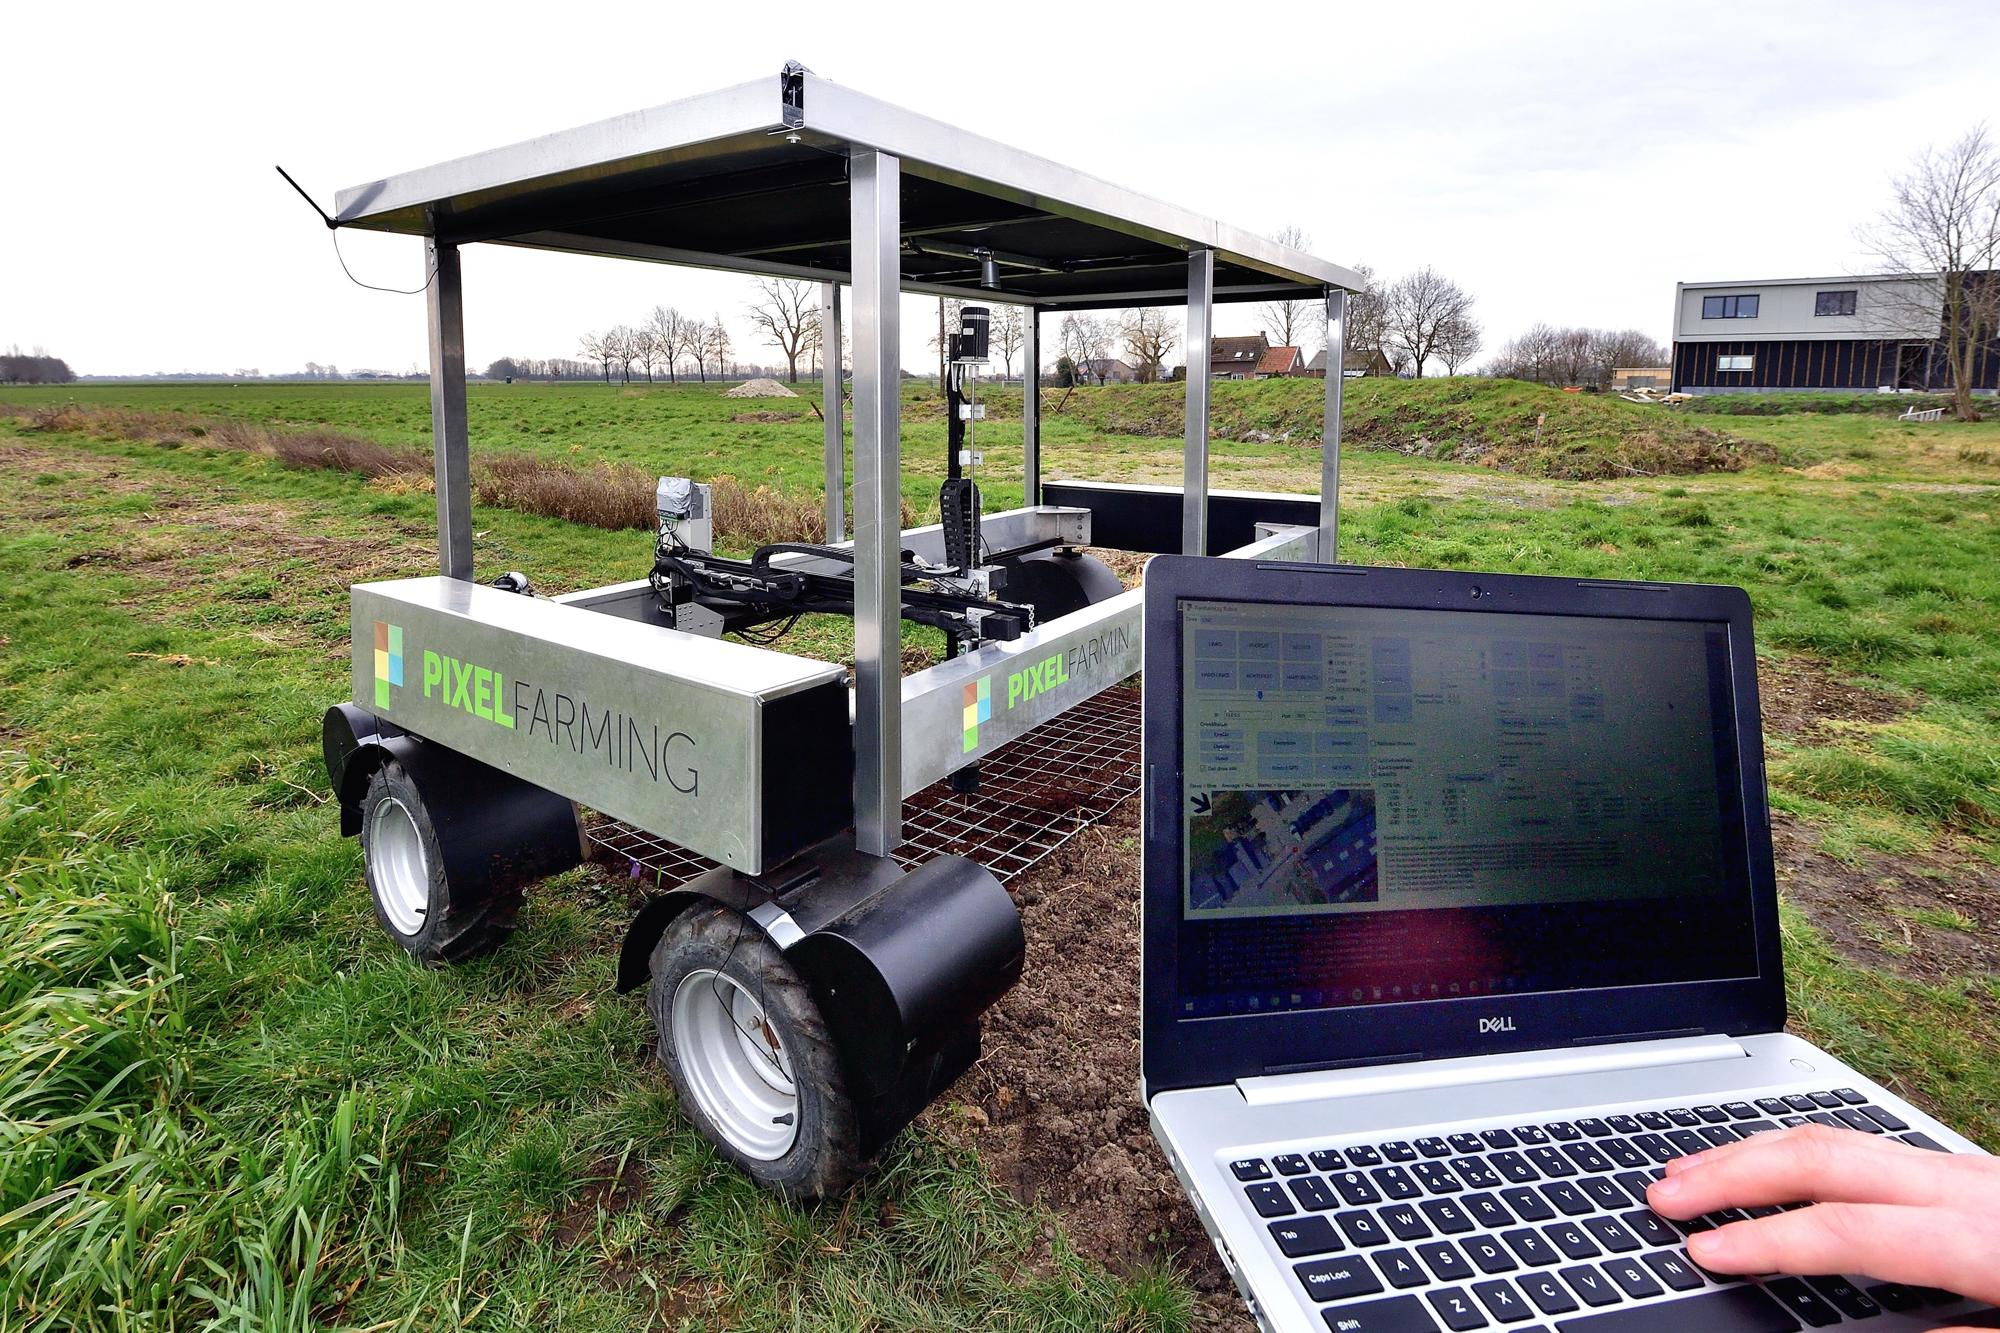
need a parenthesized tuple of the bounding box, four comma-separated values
(1173, 598, 1757, 1021)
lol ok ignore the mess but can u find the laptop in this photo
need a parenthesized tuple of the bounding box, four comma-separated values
(1139, 557, 1991, 1333)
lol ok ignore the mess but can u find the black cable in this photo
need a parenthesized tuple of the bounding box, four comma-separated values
(275, 164, 438, 297)
(331, 228, 438, 296)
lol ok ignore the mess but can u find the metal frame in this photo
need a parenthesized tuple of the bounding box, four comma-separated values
(336, 68, 1357, 861)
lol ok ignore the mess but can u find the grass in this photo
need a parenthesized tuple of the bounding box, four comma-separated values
(0, 431, 1165, 1330)
(3, 378, 2000, 1328)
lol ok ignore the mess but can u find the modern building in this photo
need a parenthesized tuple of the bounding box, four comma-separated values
(1671, 272, 1999, 394)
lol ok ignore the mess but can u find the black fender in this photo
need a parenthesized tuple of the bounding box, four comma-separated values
(995, 548, 1124, 624)
(618, 843, 1025, 1156)
(325, 703, 404, 837)
(323, 702, 582, 889)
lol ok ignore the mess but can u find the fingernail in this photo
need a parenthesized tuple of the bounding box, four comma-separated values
(1688, 1230, 1723, 1259)
(1650, 1174, 1682, 1199)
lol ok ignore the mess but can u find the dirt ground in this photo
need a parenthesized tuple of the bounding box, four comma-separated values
(928, 651, 1995, 1332)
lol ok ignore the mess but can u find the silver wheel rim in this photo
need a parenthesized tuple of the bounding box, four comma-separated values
(671, 968, 799, 1160)
(368, 797, 431, 936)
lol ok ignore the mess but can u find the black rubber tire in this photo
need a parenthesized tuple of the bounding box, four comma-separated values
(647, 904, 863, 1200)
(357, 760, 519, 965)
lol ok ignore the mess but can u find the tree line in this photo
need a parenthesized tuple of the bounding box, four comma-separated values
(1, 346, 76, 384)
(1254, 230, 1484, 378)
(1486, 326, 1669, 390)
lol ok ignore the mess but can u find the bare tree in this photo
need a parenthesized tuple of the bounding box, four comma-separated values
(579, 330, 616, 385)
(680, 318, 709, 381)
(1120, 307, 1178, 382)
(1384, 268, 1476, 378)
(610, 324, 641, 384)
(674, 316, 704, 381)
(647, 305, 684, 384)
(1436, 311, 1483, 375)
(1863, 123, 2000, 421)
(1058, 313, 1115, 384)
(1257, 225, 1316, 351)
(745, 277, 817, 382)
(703, 315, 733, 380)
(636, 328, 665, 383)
(991, 305, 1025, 380)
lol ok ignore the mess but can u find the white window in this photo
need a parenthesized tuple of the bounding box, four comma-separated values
(1718, 354, 1754, 372)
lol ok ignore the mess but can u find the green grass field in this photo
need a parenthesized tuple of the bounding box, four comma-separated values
(3, 378, 1998, 1331)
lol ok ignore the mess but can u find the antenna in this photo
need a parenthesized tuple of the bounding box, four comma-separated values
(275, 165, 339, 229)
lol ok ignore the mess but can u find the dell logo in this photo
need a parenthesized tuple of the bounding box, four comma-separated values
(1479, 1016, 1517, 1034)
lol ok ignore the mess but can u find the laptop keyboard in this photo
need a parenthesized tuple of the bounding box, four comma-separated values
(1227, 1088, 1971, 1331)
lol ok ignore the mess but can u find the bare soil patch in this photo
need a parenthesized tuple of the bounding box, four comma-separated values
(547, 1154, 653, 1248)
(1757, 652, 1910, 741)
(1773, 814, 2000, 998)
(930, 800, 1249, 1330)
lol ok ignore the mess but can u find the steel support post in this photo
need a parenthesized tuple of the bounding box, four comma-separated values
(849, 151, 903, 857)
(1320, 287, 1346, 562)
(426, 235, 473, 580)
(820, 281, 845, 541)
(1022, 306, 1040, 505)
(1183, 248, 1215, 555)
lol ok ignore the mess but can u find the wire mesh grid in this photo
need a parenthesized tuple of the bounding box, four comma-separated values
(590, 682, 1142, 890)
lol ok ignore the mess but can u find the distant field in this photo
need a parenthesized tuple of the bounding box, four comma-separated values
(4, 378, 1999, 1331)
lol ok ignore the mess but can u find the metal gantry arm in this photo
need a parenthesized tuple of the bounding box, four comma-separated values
(426, 235, 473, 581)
(1022, 307, 1040, 505)
(849, 150, 903, 858)
(1182, 249, 1215, 556)
(1320, 287, 1346, 562)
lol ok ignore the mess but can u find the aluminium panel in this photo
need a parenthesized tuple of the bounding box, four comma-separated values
(333, 79, 780, 231)
(331, 71, 1361, 300)
(351, 578, 848, 874)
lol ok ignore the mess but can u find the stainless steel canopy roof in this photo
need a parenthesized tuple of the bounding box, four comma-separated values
(334, 66, 1359, 309)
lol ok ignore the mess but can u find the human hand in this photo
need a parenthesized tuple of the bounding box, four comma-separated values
(1645, 1124, 2000, 1306)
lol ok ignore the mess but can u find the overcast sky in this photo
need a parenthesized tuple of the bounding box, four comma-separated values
(4, 0, 1995, 378)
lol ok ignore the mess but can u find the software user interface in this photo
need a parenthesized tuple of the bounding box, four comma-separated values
(1174, 599, 1756, 1018)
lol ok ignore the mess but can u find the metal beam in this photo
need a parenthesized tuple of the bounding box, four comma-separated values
(849, 151, 902, 857)
(738, 211, 1060, 260)
(493, 230, 1003, 309)
(1022, 307, 1040, 504)
(820, 282, 844, 540)
(425, 235, 472, 580)
(1320, 287, 1346, 563)
(1183, 248, 1214, 556)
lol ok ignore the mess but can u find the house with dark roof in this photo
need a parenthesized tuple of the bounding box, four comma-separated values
(1211, 334, 1269, 380)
